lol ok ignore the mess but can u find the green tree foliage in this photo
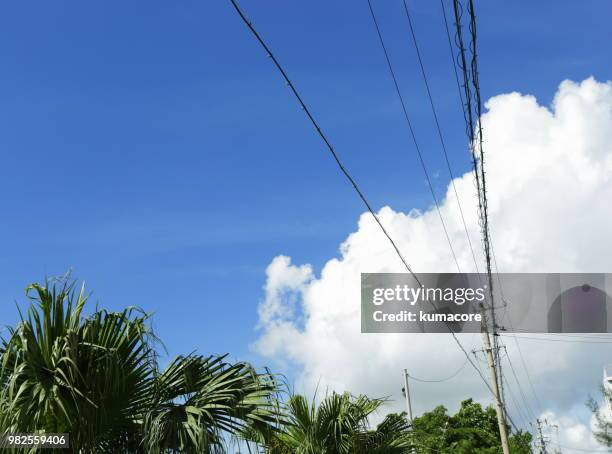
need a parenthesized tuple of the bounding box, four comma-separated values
(0, 278, 281, 453)
(0, 277, 538, 454)
(410, 399, 532, 453)
(588, 386, 612, 447)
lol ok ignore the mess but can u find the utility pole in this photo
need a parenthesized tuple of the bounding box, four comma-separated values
(402, 369, 414, 423)
(401, 370, 416, 454)
(450, 0, 511, 450)
(551, 422, 562, 454)
(533, 418, 550, 454)
(481, 325, 511, 454)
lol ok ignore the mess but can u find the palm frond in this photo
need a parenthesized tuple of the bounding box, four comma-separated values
(1, 277, 282, 453)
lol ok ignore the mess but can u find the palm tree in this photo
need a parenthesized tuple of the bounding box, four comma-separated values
(0, 278, 281, 453)
(265, 392, 412, 454)
(355, 412, 414, 453)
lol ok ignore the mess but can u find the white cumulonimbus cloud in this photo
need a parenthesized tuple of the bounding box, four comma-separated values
(253, 78, 612, 453)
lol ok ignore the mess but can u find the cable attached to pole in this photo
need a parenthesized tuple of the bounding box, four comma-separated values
(401, 0, 481, 276)
(229, 0, 507, 416)
(366, 0, 461, 274)
(229, 0, 421, 284)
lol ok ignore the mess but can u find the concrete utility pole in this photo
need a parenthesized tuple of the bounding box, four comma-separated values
(481, 327, 511, 454)
(534, 418, 550, 454)
(402, 369, 414, 423)
(402, 370, 417, 454)
(552, 422, 562, 454)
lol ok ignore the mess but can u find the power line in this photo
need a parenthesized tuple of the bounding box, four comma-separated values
(449, 2, 513, 449)
(488, 252, 545, 419)
(401, 0, 481, 276)
(472, 347, 520, 434)
(440, 0, 489, 282)
(408, 357, 468, 383)
(229, 0, 498, 404)
(452, 0, 507, 386)
(504, 347, 538, 423)
(443, 2, 531, 419)
(539, 332, 612, 338)
(229, 0, 421, 284)
(498, 337, 509, 432)
(465, 0, 499, 340)
(440, 0, 468, 128)
(363, 0, 516, 416)
(507, 333, 544, 419)
(508, 330, 612, 339)
(366, 0, 461, 273)
(449, 0, 496, 319)
(500, 334, 612, 344)
(538, 333, 612, 340)
(449, 0, 483, 238)
(502, 373, 531, 429)
(447, 0, 498, 327)
(440, 0, 491, 283)
(491, 274, 544, 420)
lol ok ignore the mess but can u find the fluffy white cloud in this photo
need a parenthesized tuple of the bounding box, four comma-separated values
(257, 256, 313, 327)
(540, 410, 608, 453)
(253, 78, 612, 448)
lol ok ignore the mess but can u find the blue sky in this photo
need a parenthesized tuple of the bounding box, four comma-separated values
(0, 0, 610, 369)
